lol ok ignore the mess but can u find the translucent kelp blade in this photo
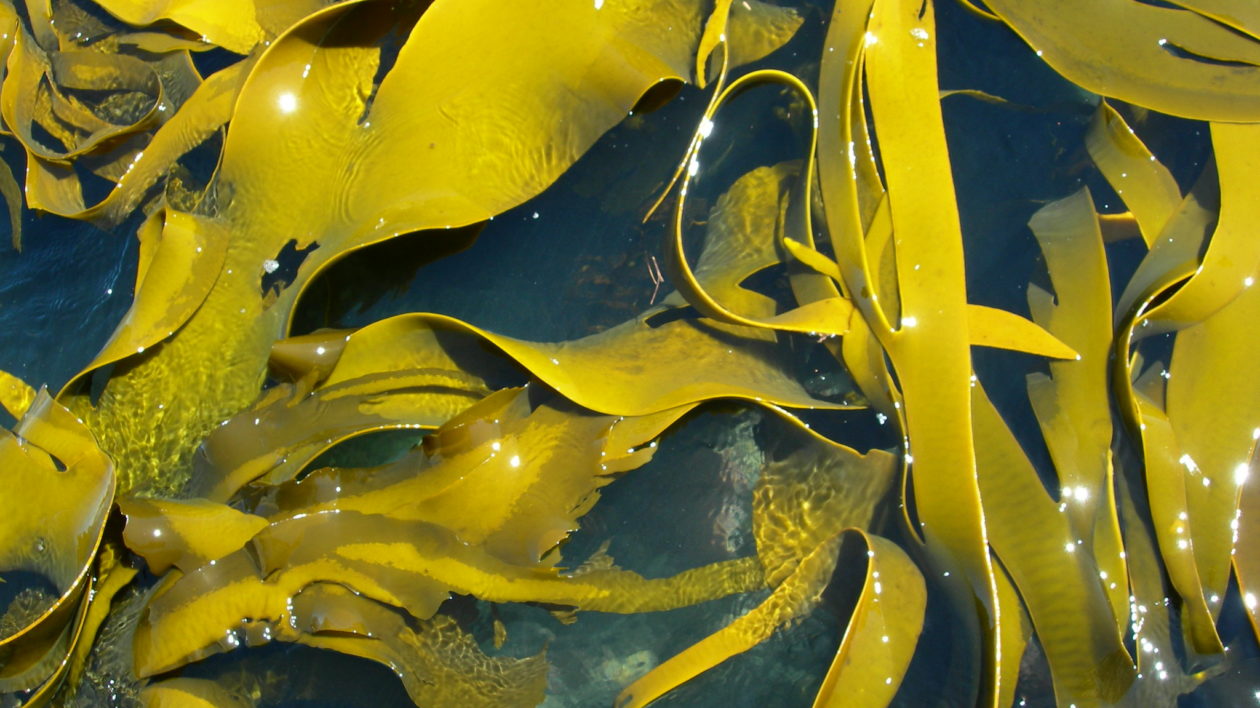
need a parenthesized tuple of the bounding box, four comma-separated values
(686, 161, 806, 321)
(812, 532, 926, 708)
(1236, 465, 1260, 642)
(0, 580, 89, 699)
(1025, 189, 1130, 630)
(257, 389, 666, 569)
(616, 534, 844, 708)
(723, 0, 802, 72)
(784, 236, 1076, 359)
(328, 312, 854, 418)
(86, 0, 315, 54)
(1165, 276, 1260, 637)
(135, 511, 763, 677)
(119, 497, 268, 575)
(0, 392, 113, 695)
(972, 382, 1135, 703)
(0, 32, 162, 162)
(0, 152, 20, 251)
(1113, 162, 1216, 334)
(0, 368, 35, 419)
(25, 59, 251, 226)
(1117, 477, 1205, 701)
(139, 677, 252, 708)
(1084, 103, 1181, 249)
(863, 0, 998, 669)
(61, 0, 766, 496)
(992, 556, 1031, 708)
(93, 211, 227, 374)
(982, 0, 1260, 121)
(665, 70, 859, 339)
(291, 586, 549, 708)
(1139, 122, 1260, 334)
(191, 367, 488, 502)
(752, 428, 896, 587)
(1132, 385, 1223, 656)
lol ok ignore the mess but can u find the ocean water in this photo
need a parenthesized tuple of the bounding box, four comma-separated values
(1, 0, 1251, 706)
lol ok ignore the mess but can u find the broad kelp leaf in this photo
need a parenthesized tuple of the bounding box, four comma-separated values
(62, 0, 795, 497)
(0, 149, 21, 251)
(1236, 464, 1260, 643)
(983, 0, 1260, 121)
(0, 391, 113, 697)
(190, 366, 489, 502)
(862, 0, 1000, 680)
(971, 382, 1135, 704)
(812, 532, 925, 708)
(1163, 275, 1260, 649)
(1139, 122, 1260, 334)
(119, 497, 267, 574)
(308, 311, 854, 420)
(1025, 189, 1131, 631)
(1132, 379, 1222, 656)
(1164, 0, 1260, 40)
(134, 511, 764, 677)
(1084, 102, 1182, 248)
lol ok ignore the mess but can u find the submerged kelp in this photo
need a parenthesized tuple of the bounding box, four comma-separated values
(0, 0, 1258, 706)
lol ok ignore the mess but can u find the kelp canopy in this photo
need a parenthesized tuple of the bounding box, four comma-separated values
(0, 0, 1258, 705)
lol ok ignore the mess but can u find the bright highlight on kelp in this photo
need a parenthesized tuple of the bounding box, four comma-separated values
(0, 0, 1257, 706)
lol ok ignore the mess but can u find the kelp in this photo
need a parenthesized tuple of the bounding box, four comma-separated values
(3, 0, 1260, 705)
(0, 390, 113, 700)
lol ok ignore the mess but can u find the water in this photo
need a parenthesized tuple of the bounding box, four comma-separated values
(1, 0, 1254, 706)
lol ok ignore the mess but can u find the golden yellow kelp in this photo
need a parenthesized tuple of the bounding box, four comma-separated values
(4, 0, 1260, 705)
(0, 390, 113, 701)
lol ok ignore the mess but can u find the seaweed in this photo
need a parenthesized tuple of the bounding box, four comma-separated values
(0, 0, 1257, 706)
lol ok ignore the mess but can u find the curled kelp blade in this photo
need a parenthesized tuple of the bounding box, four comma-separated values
(982, 0, 1260, 121)
(189, 366, 490, 502)
(135, 510, 763, 678)
(250, 388, 686, 568)
(89, 0, 333, 54)
(25, 59, 251, 226)
(142, 582, 549, 708)
(291, 585, 549, 708)
(1084, 102, 1181, 249)
(1137, 277, 1260, 656)
(60, 0, 800, 499)
(0, 34, 163, 162)
(1136, 123, 1260, 335)
(282, 308, 856, 423)
(0, 391, 113, 697)
(1025, 190, 1131, 631)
